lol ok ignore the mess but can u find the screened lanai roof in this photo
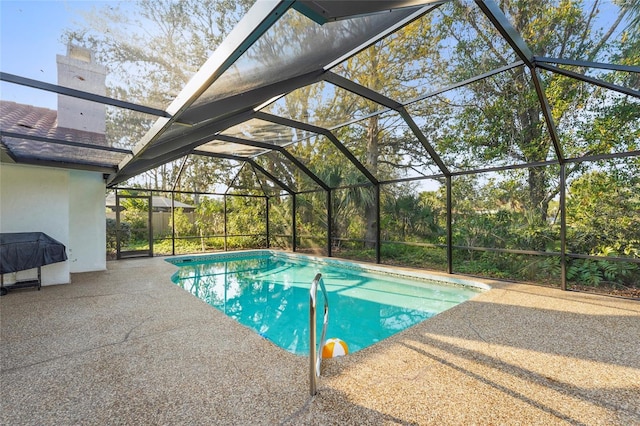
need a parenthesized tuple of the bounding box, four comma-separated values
(1, 0, 638, 193)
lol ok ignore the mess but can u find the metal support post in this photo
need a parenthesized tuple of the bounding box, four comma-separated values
(560, 164, 567, 290)
(223, 195, 228, 251)
(375, 184, 381, 264)
(171, 192, 176, 256)
(446, 176, 453, 274)
(292, 194, 297, 252)
(327, 189, 332, 257)
(265, 197, 270, 249)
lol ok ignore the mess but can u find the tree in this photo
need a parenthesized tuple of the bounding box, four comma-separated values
(67, 1, 638, 277)
(170, 207, 195, 237)
(64, 0, 254, 190)
(396, 0, 637, 252)
(567, 169, 640, 256)
(381, 184, 444, 242)
(330, 17, 441, 247)
(194, 197, 225, 251)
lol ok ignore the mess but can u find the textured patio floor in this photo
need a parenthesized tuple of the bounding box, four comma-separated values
(1, 256, 639, 425)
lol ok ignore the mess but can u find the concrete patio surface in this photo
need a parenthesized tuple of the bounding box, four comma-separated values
(1, 256, 639, 425)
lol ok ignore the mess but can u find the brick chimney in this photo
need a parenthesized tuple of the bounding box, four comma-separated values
(56, 45, 106, 134)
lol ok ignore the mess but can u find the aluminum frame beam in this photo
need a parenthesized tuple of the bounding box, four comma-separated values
(108, 111, 256, 186)
(450, 159, 556, 177)
(324, 72, 403, 110)
(397, 107, 451, 175)
(0, 141, 17, 163)
(250, 163, 273, 196)
(138, 110, 257, 161)
(213, 134, 330, 191)
(171, 155, 191, 192)
(567, 253, 640, 264)
(0, 72, 171, 118)
(292, 194, 297, 252)
(565, 150, 640, 164)
(404, 61, 525, 106)
(109, 70, 327, 186)
(322, 73, 450, 175)
(531, 68, 565, 162)
(194, 150, 294, 195)
(110, 0, 294, 185)
(294, 0, 446, 24)
(446, 176, 453, 274)
(536, 63, 640, 99)
(254, 112, 379, 184)
(178, 70, 325, 126)
(474, 0, 534, 67)
(225, 163, 248, 195)
(560, 163, 567, 290)
(533, 56, 640, 73)
(5, 157, 116, 173)
(326, 189, 332, 257)
(0, 131, 132, 154)
(249, 161, 295, 195)
(321, 4, 442, 71)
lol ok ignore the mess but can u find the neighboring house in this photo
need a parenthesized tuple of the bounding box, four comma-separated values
(105, 193, 196, 237)
(105, 193, 196, 213)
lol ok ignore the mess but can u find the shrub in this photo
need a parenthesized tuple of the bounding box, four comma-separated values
(106, 219, 131, 253)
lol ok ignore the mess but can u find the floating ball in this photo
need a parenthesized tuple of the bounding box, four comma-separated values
(322, 338, 349, 358)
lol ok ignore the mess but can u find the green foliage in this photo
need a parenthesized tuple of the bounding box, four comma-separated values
(567, 255, 638, 287)
(93, 2, 638, 292)
(268, 195, 293, 248)
(170, 208, 196, 237)
(380, 243, 448, 271)
(569, 246, 638, 287)
(106, 218, 117, 252)
(106, 219, 131, 253)
(381, 188, 444, 242)
(117, 192, 149, 212)
(120, 210, 148, 242)
(186, 197, 226, 251)
(152, 238, 207, 256)
(452, 250, 562, 285)
(226, 196, 266, 237)
(296, 192, 328, 249)
(567, 170, 640, 256)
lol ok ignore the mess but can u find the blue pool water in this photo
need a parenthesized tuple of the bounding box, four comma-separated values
(168, 252, 484, 355)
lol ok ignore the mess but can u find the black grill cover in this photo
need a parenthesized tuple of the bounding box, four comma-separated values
(0, 232, 68, 274)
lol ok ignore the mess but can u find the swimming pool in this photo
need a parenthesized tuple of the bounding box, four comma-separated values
(167, 251, 487, 355)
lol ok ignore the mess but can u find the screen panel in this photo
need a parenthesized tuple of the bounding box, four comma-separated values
(332, 2, 518, 104)
(261, 81, 389, 130)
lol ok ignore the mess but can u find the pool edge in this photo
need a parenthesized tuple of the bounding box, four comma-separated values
(165, 249, 491, 292)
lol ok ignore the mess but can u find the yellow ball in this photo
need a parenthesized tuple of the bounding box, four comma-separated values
(322, 338, 349, 358)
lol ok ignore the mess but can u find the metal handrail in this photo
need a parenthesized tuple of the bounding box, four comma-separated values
(309, 273, 329, 396)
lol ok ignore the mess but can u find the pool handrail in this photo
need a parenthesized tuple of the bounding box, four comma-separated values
(309, 273, 329, 396)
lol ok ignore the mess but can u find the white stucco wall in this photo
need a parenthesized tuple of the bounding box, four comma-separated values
(1, 163, 106, 285)
(69, 170, 107, 273)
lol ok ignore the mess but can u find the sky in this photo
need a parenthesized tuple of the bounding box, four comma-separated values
(0, 0, 629, 193)
(1, 0, 627, 110)
(0, 1, 119, 109)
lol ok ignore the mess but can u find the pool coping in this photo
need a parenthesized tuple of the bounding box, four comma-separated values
(165, 249, 492, 292)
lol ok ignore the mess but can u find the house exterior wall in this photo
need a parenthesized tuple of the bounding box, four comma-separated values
(0, 163, 106, 285)
(69, 170, 106, 273)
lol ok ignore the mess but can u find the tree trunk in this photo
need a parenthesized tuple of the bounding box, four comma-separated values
(512, 68, 550, 226)
(528, 166, 549, 223)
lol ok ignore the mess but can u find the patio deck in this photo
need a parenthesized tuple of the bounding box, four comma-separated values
(1, 257, 639, 425)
